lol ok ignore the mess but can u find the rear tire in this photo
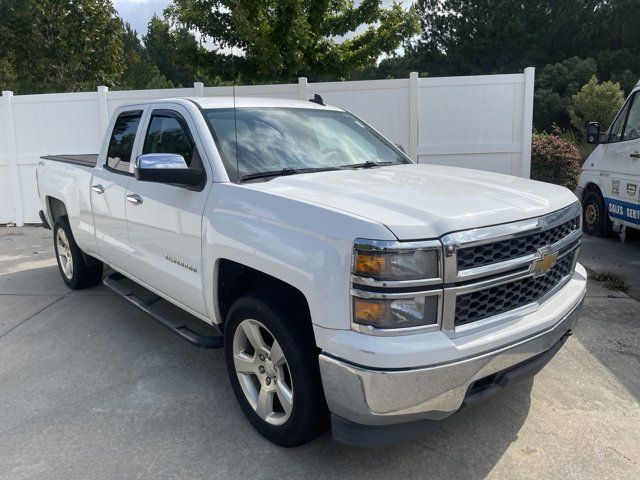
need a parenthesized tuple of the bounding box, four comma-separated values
(53, 218, 103, 289)
(224, 288, 329, 447)
(582, 190, 610, 236)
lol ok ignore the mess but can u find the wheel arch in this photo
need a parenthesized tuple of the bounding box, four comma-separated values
(214, 259, 312, 332)
(46, 196, 68, 224)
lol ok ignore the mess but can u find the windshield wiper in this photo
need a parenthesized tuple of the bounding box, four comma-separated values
(340, 161, 396, 169)
(241, 166, 340, 182)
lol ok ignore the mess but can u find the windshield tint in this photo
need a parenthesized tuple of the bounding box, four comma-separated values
(203, 107, 409, 181)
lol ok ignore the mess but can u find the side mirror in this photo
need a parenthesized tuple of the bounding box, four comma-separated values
(586, 122, 603, 144)
(135, 153, 204, 186)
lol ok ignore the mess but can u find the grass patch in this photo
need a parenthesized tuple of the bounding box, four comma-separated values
(589, 270, 628, 292)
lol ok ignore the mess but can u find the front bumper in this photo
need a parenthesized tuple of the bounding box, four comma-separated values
(319, 273, 585, 445)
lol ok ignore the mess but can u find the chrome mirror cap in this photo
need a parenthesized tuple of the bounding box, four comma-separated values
(136, 153, 188, 170)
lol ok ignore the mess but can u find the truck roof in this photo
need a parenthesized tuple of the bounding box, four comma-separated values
(143, 96, 344, 111)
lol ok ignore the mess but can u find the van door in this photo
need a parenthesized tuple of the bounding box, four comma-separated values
(91, 110, 143, 267)
(602, 91, 640, 227)
(124, 106, 209, 316)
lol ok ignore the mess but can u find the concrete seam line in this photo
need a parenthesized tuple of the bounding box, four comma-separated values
(0, 294, 66, 340)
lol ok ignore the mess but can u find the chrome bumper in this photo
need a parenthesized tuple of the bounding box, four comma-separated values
(319, 295, 584, 428)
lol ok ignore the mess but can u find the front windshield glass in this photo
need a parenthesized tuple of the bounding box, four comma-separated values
(203, 107, 410, 181)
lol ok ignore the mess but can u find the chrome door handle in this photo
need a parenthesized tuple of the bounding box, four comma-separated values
(630, 152, 640, 158)
(91, 184, 105, 194)
(126, 194, 143, 205)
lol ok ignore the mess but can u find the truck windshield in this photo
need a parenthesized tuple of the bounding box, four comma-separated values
(203, 107, 410, 182)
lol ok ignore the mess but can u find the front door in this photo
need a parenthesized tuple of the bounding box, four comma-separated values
(124, 106, 210, 316)
(602, 91, 640, 227)
(91, 110, 143, 267)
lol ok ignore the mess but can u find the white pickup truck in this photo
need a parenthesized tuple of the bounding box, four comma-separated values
(37, 97, 587, 447)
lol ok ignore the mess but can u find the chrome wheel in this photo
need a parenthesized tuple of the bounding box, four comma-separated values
(585, 203, 599, 227)
(56, 228, 73, 280)
(232, 318, 294, 426)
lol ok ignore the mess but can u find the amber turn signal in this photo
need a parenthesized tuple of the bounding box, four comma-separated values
(353, 297, 390, 326)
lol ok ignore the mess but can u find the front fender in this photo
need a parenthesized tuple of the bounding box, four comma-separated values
(202, 183, 395, 332)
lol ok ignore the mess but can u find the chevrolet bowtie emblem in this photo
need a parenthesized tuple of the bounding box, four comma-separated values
(531, 251, 558, 276)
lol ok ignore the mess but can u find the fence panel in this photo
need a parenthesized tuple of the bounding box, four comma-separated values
(0, 69, 534, 225)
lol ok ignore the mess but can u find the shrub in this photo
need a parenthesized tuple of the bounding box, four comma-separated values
(531, 133, 582, 191)
(569, 75, 625, 133)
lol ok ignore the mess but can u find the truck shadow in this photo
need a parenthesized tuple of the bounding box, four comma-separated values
(272, 380, 534, 479)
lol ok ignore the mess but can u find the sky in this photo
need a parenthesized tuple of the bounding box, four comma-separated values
(113, 0, 172, 35)
(113, 0, 415, 37)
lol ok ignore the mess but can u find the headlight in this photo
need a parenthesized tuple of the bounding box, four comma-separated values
(353, 244, 439, 281)
(353, 294, 439, 329)
(351, 239, 443, 333)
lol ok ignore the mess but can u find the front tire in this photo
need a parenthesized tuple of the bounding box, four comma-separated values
(53, 218, 103, 289)
(582, 190, 610, 236)
(224, 288, 329, 447)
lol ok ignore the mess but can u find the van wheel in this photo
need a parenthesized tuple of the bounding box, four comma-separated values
(53, 218, 103, 289)
(224, 288, 329, 447)
(582, 190, 610, 236)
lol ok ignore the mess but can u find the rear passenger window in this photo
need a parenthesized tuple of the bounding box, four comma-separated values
(106, 111, 142, 173)
(142, 113, 195, 166)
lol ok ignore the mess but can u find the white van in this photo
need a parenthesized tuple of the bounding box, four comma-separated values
(577, 80, 640, 240)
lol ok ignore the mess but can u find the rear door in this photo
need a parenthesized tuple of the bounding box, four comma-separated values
(602, 91, 640, 227)
(124, 105, 210, 316)
(91, 109, 144, 267)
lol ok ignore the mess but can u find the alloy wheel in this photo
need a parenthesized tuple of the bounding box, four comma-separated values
(56, 228, 73, 280)
(232, 318, 294, 426)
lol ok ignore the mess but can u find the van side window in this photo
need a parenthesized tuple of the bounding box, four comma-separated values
(142, 113, 196, 167)
(106, 111, 142, 173)
(609, 97, 632, 143)
(623, 93, 640, 142)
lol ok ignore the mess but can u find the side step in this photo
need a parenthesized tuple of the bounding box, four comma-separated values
(103, 272, 223, 349)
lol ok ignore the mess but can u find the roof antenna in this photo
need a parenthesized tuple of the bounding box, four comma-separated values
(308, 93, 325, 106)
(231, 46, 239, 182)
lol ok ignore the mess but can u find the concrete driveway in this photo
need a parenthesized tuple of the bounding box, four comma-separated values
(0, 227, 638, 480)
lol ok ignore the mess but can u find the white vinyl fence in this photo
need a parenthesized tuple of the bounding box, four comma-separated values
(0, 68, 534, 226)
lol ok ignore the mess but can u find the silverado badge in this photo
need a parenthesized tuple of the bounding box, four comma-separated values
(531, 251, 558, 277)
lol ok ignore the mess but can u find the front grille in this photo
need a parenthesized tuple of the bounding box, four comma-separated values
(457, 216, 580, 270)
(455, 253, 574, 326)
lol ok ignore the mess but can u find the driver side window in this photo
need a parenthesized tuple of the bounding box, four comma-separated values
(609, 98, 630, 143)
(622, 93, 640, 142)
(142, 111, 197, 166)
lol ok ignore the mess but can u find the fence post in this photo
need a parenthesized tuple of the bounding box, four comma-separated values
(194, 81, 204, 97)
(2, 91, 24, 226)
(298, 77, 308, 100)
(409, 72, 419, 162)
(521, 67, 535, 178)
(97, 86, 109, 143)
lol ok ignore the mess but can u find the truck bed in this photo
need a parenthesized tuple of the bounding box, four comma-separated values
(41, 154, 98, 168)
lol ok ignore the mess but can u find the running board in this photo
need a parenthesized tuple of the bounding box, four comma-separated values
(103, 272, 223, 349)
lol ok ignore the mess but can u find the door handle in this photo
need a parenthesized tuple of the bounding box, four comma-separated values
(91, 184, 105, 194)
(126, 193, 143, 205)
(630, 152, 640, 158)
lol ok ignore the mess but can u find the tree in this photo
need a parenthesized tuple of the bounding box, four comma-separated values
(120, 23, 173, 90)
(0, 0, 124, 93)
(143, 16, 214, 87)
(534, 57, 597, 132)
(569, 75, 625, 132)
(407, 0, 602, 77)
(166, 0, 419, 83)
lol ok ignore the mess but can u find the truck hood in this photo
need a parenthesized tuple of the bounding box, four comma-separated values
(247, 164, 578, 239)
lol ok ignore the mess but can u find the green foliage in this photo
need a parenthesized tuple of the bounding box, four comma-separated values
(534, 57, 597, 132)
(569, 76, 625, 133)
(0, 0, 124, 93)
(143, 16, 213, 87)
(120, 23, 173, 90)
(166, 0, 419, 83)
(531, 133, 582, 191)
